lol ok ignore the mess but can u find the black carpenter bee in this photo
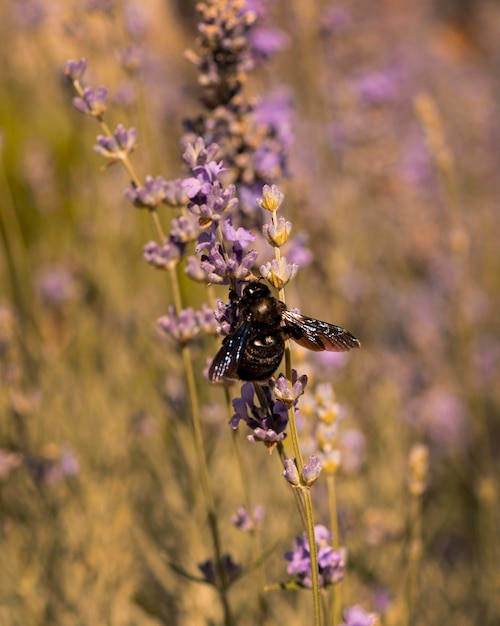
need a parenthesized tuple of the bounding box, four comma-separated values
(209, 282, 360, 383)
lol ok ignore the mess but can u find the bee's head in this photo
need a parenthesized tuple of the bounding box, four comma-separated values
(242, 281, 271, 299)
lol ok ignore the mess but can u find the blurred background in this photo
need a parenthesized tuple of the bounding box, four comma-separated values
(0, 0, 499, 624)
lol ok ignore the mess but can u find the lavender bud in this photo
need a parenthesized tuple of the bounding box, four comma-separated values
(302, 455, 322, 486)
(65, 58, 87, 82)
(283, 458, 300, 487)
(72, 86, 108, 117)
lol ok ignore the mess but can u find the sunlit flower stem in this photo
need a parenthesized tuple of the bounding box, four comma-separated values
(265, 194, 322, 626)
(326, 473, 342, 625)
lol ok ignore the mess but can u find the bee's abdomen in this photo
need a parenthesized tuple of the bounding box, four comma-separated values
(237, 333, 285, 381)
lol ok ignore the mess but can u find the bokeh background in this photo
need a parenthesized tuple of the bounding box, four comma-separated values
(1, 0, 499, 624)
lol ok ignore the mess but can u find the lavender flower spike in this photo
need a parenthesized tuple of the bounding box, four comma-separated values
(72, 86, 108, 117)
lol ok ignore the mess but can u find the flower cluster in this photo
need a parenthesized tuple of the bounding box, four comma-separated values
(182, 1, 292, 218)
(198, 553, 241, 586)
(284, 524, 346, 588)
(158, 305, 218, 345)
(231, 504, 265, 532)
(230, 382, 289, 450)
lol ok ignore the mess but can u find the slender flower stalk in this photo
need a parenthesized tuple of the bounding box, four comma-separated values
(258, 184, 322, 626)
(404, 443, 429, 626)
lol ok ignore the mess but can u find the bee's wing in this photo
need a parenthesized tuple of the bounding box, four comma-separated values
(208, 321, 251, 382)
(282, 310, 360, 352)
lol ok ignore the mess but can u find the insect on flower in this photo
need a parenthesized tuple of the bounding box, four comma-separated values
(209, 282, 360, 382)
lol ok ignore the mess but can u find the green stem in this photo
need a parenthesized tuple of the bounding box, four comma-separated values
(327, 474, 342, 625)
(270, 208, 322, 626)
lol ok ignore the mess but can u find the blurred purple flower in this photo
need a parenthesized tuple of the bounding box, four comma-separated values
(143, 240, 182, 269)
(73, 86, 108, 117)
(94, 124, 137, 162)
(284, 524, 346, 588)
(198, 554, 241, 585)
(340, 429, 367, 474)
(250, 27, 289, 58)
(35, 266, 76, 306)
(231, 505, 265, 532)
(283, 233, 313, 267)
(321, 5, 352, 33)
(197, 303, 219, 335)
(123, 2, 149, 40)
(341, 605, 378, 626)
(170, 213, 201, 243)
(254, 89, 294, 149)
(125, 176, 178, 209)
(158, 307, 200, 344)
(43, 446, 80, 485)
(85, 0, 115, 14)
(12, 0, 46, 29)
(408, 387, 469, 451)
(355, 70, 400, 106)
(65, 58, 87, 82)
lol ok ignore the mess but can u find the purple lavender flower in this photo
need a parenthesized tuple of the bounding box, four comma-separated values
(223, 219, 256, 251)
(197, 231, 258, 285)
(170, 213, 201, 244)
(184, 255, 209, 283)
(125, 176, 177, 210)
(158, 306, 200, 344)
(230, 382, 289, 449)
(283, 233, 313, 267)
(35, 265, 76, 306)
(197, 303, 219, 336)
(198, 554, 242, 586)
(94, 124, 137, 163)
(283, 458, 300, 486)
(321, 5, 352, 34)
(231, 505, 265, 532)
(340, 605, 379, 626)
(250, 27, 289, 59)
(340, 429, 367, 475)
(270, 371, 308, 405)
(254, 88, 294, 149)
(302, 455, 322, 485)
(65, 58, 87, 82)
(72, 86, 108, 117)
(355, 70, 400, 106)
(284, 525, 346, 588)
(143, 240, 182, 270)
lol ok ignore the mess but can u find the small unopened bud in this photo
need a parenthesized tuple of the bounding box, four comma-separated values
(283, 458, 300, 486)
(302, 455, 322, 486)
